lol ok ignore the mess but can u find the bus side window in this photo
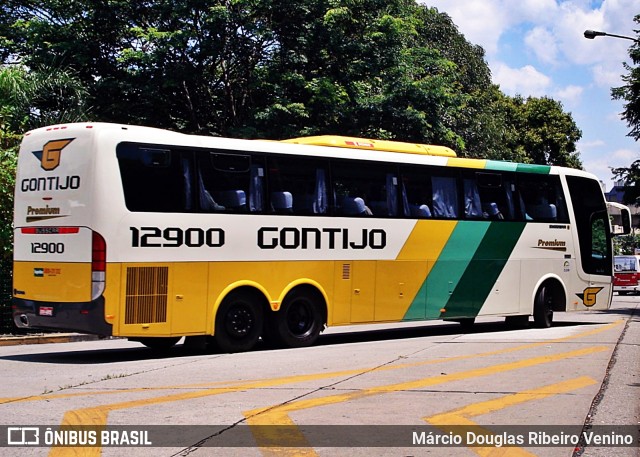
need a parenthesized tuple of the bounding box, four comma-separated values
(463, 178, 483, 218)
(399, 166, 434, 218)
(197, 151, 265, 213)
(401, 169, 459, 220)
(517, 175, 568, 223)
(432, 175, 458, 218)
(462, 172, 520, 221)
(267, 156, 328, 215)
(116, 143, 190, 213)
(331, 160, 394, 217)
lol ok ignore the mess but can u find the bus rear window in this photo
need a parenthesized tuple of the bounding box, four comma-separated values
(614, 257, 638, 272)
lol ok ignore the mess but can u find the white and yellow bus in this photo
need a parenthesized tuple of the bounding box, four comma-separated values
(12, 123, 631, 351)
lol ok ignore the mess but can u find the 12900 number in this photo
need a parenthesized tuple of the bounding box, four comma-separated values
(130, 227, 225, 248)
(31, 242, 64, 254)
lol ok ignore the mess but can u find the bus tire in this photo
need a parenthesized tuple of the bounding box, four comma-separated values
(136, 337, 181, 350)
(533, 283, 554, 328)
(268, 288, 324, 348)
(214, 290, 263, 353)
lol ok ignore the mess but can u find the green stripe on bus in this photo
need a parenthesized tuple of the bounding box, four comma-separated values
(441, 222, 526, 318)
(485, 161, 518, 172)
(414, 222, 490, 319)
(516, 163, 551, 174)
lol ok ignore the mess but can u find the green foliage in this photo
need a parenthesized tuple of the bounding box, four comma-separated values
(517, 96, 582, 168)
(1, 0, 582, 163)
(612, 14, 640, 141)
(614, 233, 640, 255)
(610, 15, 639, 207)
(0, 64, 89, 332)
(0, 64, 89, 248)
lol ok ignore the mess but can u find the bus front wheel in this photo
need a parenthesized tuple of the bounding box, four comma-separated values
(533, 283, 554, 328)
(267, 289, 324, 349)
(214, 290, 263, 353)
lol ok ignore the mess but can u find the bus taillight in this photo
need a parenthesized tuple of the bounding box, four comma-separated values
(92, 231, 106, 300)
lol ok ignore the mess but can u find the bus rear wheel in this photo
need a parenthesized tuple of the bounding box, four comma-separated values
(533, 283, 555, 328)
(267, 289, 324, 348)
(214, 290, 263, 353)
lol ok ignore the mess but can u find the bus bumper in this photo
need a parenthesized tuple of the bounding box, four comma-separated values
(12, 296, 113, 336)
(614, 285, 639, 294)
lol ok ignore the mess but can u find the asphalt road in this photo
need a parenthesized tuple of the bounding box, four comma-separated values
(0, 295, 638, 457)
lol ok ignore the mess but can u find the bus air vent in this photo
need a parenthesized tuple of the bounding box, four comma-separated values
(125, 267, 169, 324)
(342, 263, 351, 280)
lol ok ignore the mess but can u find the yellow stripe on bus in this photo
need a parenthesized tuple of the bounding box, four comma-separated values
(447, 157, 487, 169)
(397, 220, 456, 261)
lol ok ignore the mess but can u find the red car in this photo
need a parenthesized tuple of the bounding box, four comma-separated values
(614, 255, 640, 295)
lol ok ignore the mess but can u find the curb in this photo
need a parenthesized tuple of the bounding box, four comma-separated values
(0, 333, 101, 347)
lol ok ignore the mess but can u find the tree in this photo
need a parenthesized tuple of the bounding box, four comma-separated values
(611, 14, 640, 141)
(0, 64, 89, 332)
(516, 96, 582, 168)
(610, 14, 639, 206)
(1, 0, 585, 158)
(614, 232, 640, 255)
(0, 64, 88, 256)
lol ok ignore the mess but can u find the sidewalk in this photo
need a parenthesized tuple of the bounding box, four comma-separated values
(0, 332, 100, 347)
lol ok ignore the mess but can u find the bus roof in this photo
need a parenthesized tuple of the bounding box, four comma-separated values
(21, 123, 599, 181)
(281, 135, 457, 158)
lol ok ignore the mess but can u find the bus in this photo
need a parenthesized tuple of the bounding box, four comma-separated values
(12, 123, 631, 352)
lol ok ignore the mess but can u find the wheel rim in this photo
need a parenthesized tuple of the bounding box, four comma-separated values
(225, 303, 255, 339)
(286, 299, 314, 338)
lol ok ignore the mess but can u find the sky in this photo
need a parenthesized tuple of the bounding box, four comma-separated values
(423, 0, 639, 192)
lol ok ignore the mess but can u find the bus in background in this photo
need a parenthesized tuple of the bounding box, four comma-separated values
(12, 123, 632, 352)
(613, 255, 640, 295)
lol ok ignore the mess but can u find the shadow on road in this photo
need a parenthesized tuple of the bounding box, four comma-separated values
(0, 318, 606, 365)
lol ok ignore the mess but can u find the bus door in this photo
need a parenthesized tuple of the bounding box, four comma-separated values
(375, 261, 428, 321)
(350, 261, 376, 322)
(170, 263, 208, 334)
(332, 261, 375, 323)
(566, 176, 613, 309)
(334, 260, 430, 323)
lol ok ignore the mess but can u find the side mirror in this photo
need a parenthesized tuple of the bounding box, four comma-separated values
(607, 202, 632, 235)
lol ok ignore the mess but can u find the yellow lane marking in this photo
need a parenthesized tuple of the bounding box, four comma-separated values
(425, 376, 597, 457)
(243, 347, 606, 456)
(40, 319, 621, 456)
(4, 318, 622, 407)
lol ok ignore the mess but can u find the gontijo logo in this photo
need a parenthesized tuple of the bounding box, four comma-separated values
(576, 287, 604, 307)
(31, 139, 74, 171)
(22, 138, 81, 194)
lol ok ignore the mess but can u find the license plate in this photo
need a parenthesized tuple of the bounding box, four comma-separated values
(39, 306, 53, 316)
